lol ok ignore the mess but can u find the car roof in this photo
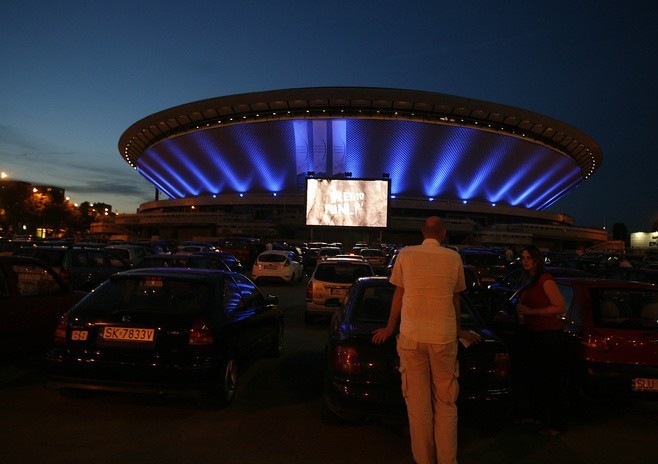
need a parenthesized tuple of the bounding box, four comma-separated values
(1, 254, 51, 264)
(317, 257, 371, 263)
(117, 267, 233, 280)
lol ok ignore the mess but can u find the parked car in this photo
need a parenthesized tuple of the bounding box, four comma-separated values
(317, 247, 342, 261)
(134, 253, 231, 271)
(105, 244, 151, 267)
(359, 248, 389, 274)
(251, 250, 304, 284)
(458, 249, 508, 286)
(558, 278, 658, 400)
(45, 268, 284, 407)
(491, 277, 658, 401)
(13, 246, 129, 290)
(0, 255, 87, 356)
(305, 257, 374, 323)
(323, 276, 512, 424)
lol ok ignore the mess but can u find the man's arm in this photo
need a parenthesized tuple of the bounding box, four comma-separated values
(372, 286, 403, 344)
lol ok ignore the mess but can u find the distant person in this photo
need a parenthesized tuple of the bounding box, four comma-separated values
(515, 245, 568, 437)
(505, 246, 514, 263)
(372, 216, 480, 464)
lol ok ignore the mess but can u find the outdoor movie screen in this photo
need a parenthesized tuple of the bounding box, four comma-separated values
(305, 178, 390, 228)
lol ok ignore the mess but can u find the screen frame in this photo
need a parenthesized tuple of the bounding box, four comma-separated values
(304, 177, 391, 228)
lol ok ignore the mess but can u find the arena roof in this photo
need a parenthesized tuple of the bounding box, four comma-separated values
(118, 87, 602, 211)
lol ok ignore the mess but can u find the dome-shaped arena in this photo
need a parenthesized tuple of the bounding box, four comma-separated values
(114, 87, 606, 249)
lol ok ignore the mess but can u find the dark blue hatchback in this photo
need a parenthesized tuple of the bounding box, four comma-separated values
(323, 276, 512, 424)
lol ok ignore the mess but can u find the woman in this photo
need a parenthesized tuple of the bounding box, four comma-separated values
(515, 245, 568, 436)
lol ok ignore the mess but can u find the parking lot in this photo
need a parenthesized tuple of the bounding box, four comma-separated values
(1, 278, 657, 464)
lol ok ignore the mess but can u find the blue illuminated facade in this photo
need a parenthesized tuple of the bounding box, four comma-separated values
(137, 118, 581, 211)
(116, 88, 605, 248)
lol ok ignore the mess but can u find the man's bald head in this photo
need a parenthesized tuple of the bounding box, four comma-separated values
(422, 216, 446, 241)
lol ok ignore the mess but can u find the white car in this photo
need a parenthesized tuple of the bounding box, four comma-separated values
(304, 257, 374, 322)
(252, 250, 304, 284)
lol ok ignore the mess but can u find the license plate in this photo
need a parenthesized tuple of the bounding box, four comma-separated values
(102, 326, 155, 342)
(632, 378, 658, 392)
(265, 264, 278, 269)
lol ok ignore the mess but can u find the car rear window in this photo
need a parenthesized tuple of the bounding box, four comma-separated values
(314, 263, 372, 283)
(77, 276, 211, 314)
(592, 288, 658, 329)
(258, 253, 287, 263)
(352, 283, 479, 328)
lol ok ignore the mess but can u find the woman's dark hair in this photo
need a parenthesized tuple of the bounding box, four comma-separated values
(521, 245, 546, 285)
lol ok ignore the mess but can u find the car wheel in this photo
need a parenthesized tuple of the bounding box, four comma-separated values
(207, 358, 237, 409)
(268, 321, 284, 357)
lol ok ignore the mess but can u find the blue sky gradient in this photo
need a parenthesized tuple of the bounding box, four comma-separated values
(1, 1, 656, 231)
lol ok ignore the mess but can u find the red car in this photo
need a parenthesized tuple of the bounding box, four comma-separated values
(558, 278, 658, 400)
(0, 255, 87, 356)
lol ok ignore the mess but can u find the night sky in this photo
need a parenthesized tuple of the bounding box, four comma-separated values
(1, 1, 656, 231)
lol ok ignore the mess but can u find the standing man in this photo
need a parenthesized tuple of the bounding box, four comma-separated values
(372, 216, 480, 464)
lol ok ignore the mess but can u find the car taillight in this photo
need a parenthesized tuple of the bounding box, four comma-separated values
(333, 346, 361, 374)
(54, 314, 69, 346)
(581, 329, 611, 352)
(188, 318, 214, 345)
(490, 352, 512, 380)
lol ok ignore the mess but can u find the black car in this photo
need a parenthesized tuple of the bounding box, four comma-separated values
(46, 268, 284, 407)
(323, 276, 512, 424)
(134, 253, 232, 271)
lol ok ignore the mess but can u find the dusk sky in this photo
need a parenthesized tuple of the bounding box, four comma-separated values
(1, 1, 656, 232)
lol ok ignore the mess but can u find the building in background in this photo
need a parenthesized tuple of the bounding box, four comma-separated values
(101, 87, 610, 250)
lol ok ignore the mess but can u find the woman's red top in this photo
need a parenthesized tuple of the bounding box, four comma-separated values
(519, 273, 562, 332)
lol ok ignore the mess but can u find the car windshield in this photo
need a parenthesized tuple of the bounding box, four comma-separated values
(77, 276, 211, 314)
(314, 263, 371, 283)
(352, 283, 479, 328)
(592, 288, 658, 330)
